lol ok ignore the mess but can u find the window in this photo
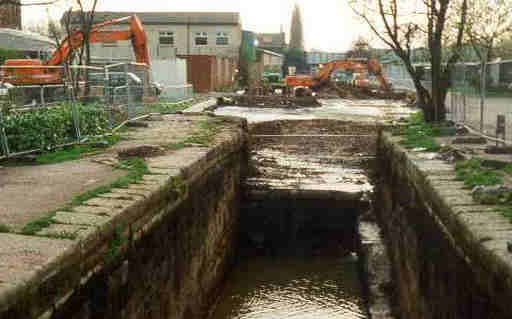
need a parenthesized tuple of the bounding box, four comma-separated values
(195, 32, 208, 46)
(159, 31, 174, 45)
(216, 32, 229, 45)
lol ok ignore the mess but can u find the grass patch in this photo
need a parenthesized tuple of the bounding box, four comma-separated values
(455, 158, 504, 188)
(36, 144, 97, 164)
(35, 134, 122, 165)
(498, 206, 512, 224)
(144, 99, 196, 115)
(0, 224, 10, 233)
(21, 214, 56, 235)
(71, 157, 149, 207)
(183, 118, 227, 146)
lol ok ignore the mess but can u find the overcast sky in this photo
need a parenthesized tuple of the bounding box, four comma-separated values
(22, 0, 365, 52)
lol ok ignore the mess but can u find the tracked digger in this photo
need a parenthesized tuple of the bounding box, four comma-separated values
(0, 14, 150, 86)
(285, 58, 391, 94)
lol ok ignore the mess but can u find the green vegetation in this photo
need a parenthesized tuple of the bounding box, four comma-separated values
(70, 157, 149, 207)
(1, 103, 110, 153)
(105, 224, 126, 263)
(144, 99, 196, 115)
(455, 158, 504, 188)
(0, 224, 10, 233)
(21, 214, 56, 235)
(396, 112, 440, 151)
(35, 135, 121, 165)
(183, 118, 227, 146)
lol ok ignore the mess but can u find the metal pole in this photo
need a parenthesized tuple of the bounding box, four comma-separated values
(70, 86, 81, 141)
(0, 110, 10, 157)
(480, 53, 488, 133)
(124, 64, 134, 119)
(40, 86, 45, 107)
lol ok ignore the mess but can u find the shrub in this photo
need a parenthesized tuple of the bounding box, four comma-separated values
(0, 103, 110, 153)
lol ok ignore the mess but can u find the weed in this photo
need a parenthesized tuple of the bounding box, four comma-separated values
(0, 224, 10, 233)
(455, 158, 503, 188)
(183, 118, 226, 146)
(21, 214, 56, 235)
(105, 224, 126, 263)
(398, 111, 440, 152)
(499, 206, 512, 223)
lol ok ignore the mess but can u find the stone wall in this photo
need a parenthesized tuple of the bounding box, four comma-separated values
(0, 119, 248, 319)
(375, 132, 512, 319)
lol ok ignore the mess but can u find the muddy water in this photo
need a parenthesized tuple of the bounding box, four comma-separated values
(210, 255, 368, 319)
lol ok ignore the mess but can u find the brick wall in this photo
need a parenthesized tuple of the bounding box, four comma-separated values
(0, 3, 21, 29)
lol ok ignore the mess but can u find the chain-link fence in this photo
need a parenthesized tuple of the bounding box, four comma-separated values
(447, 61, 512, 142)
(0, 62, 192, 159)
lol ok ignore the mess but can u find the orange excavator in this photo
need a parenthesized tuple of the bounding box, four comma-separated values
(285, 58, 391, 92)
(0, 14, 150, 86)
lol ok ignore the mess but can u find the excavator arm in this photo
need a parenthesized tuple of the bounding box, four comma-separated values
(1, 14, 150, 86)
(47, 14, 150, 67)
(312, 58, 390, 91)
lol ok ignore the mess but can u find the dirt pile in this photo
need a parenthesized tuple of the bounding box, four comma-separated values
(316, 83, 408, 101)
(217, 94, 321, 108)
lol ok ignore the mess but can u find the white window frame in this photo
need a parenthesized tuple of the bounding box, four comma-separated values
(216, 32, 229, 46)
(195, 32, 208, 46)
(159, 31, 174, 46)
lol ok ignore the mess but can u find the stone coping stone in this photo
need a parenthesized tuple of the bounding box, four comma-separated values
(0, 114, 248, 318)
(381, 132, 512, 296)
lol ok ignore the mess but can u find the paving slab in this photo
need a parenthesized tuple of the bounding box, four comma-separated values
(0, 233, 74, 285)
(0, 160, 126, 232)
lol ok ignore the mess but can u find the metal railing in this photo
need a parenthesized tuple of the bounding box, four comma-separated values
(0, 62, 192, 159)
(447, 61, 512, 143)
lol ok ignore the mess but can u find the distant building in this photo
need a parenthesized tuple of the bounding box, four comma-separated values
(0, 28, 54, 58)
(63, 11, 243, 61)
(0, 2, 21, 30)
(256, 32, 287, 54)
(307, 50, 347, 73)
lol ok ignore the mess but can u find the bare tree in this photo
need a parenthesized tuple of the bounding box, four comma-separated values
(349, 0, 468, 122)
(465, 0, 512, 130)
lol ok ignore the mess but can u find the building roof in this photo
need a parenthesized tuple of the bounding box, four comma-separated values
(63, 11, 241, 26)
(0, 28, 55, 52)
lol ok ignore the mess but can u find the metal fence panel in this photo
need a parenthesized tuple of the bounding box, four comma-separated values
(0, 62, 180, 159)
(448, 61, 512, 142)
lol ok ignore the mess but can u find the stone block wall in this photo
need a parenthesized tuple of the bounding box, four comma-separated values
(0, 119, 248, 319)
(375, 132, 512, 319)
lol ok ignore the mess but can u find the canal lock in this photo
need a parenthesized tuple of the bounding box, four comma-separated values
(207, 119, 394, 319)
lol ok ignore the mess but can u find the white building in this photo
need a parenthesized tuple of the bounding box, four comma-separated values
(63, 11, 242, 61)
